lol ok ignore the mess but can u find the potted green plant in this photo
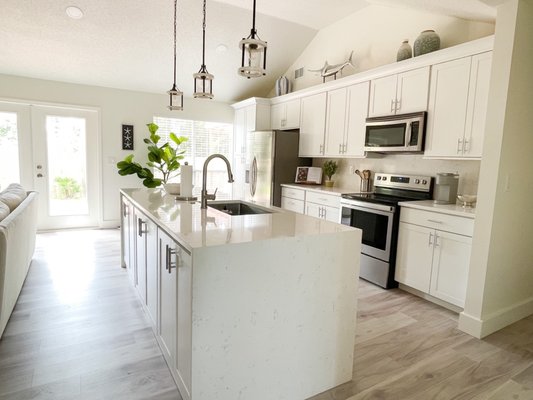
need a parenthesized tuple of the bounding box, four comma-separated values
(117, 123, 188, 190)
(322, 160, 338, 187)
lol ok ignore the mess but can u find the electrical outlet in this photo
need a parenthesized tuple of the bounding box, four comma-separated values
(349, 165, 354, 175)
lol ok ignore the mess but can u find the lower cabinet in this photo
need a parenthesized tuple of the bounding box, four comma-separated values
(121, 197, 136, 284)
(158, 228, 192, 399)
(280, 186, 341, 223)
(395, 208, 473, 308)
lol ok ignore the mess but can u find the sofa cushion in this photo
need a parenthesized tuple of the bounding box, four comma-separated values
(0, 192, 23, 212)
(5, 184, 27, 201)
(0, 201, 9, 222)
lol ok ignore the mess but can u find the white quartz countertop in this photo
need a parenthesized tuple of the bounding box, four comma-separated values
(121, 188, 356, 251)
(398, 200, 476, 219)
(281, 183, 356, 196)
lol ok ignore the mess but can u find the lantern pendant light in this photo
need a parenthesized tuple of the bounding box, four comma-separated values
(167, 0, 183, 110)
(193, 0, 214, 99)
(238, 0, 267, 79)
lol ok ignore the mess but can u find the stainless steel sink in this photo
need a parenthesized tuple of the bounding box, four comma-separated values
(208, 200, 273, 216)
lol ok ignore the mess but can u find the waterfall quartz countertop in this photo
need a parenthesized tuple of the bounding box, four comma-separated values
(120, 188, 361, 400)
(399, 200, 476, 219)
(121, 188, 357, 251)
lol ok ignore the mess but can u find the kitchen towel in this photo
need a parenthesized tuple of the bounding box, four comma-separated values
(181, 163, 193, 197)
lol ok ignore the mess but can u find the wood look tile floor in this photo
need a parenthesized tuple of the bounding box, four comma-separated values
(1, 229, 532, 399)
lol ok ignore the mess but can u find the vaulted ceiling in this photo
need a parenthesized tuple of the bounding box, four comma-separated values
(0, 0, 496, 103)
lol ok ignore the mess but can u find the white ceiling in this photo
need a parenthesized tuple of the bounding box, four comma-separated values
(0, 0, 496, 103)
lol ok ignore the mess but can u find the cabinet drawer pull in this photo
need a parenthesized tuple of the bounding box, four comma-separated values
(434, 233, 440, 247)
(166, 245, 177, 273)
(427, 219, 443, 224)
(390, 99, 395, 112)
(138, 218, 146, 237)
(395, 99, 401, 112)
(464, 138, 471, 153)
(457, 138, 463, 154)
(339, 143, 342, 153)
(428, 232, 433, 246)
(123, 204, 128, 217)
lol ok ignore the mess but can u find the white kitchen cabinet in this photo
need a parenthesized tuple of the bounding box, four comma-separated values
(369, 67, 430, 117)
(158, 228, 177, 370)
(271, 99, 300, 130)
(145, 218, 158, 326)
(281, 186, 306, 214)
(121, 197, 136, 285)
(157, 228, 192, 399)
(324, 82, 369, 158)
(305, 191, 341, 223)
(232, 98, 271, 199)
(395, 208, 474, 308)
(424, 52, 492, 159)
(299, 92, 327, 157)
(134, 208, 148, 304)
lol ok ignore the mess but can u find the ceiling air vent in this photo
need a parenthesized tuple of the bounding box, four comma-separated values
(294, 67, 304, 79)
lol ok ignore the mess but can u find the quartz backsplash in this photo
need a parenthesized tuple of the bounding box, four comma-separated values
(313, 155, 480, 198)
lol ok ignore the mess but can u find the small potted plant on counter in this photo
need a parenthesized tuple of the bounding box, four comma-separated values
(322, 160, 338, 187)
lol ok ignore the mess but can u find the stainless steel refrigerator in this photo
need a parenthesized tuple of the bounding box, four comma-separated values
(244, 130, 312, 207)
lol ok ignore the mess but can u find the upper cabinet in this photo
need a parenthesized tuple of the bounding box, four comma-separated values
(424, 52, 492, 159)
(271, 99, 300, 130)
(299, 92, 327, 157)
(324, 81, 369, 158)
(369, 67, 430, 117)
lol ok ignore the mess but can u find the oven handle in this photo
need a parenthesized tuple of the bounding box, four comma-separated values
(340, 201, 395, 215)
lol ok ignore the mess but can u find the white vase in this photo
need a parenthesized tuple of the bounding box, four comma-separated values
(275, 76, 291, 96)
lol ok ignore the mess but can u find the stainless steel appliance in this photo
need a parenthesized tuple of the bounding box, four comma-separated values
(340, 173, 433, 288)
(245, 130, 311, 207)
(364, 111, 426, 153)
(434, 173, 459, 204)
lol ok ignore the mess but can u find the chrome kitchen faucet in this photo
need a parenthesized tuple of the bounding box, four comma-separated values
(201, 154, 234, 209)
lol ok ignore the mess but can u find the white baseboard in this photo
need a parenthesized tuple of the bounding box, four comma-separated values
(459, 295, 533, 338)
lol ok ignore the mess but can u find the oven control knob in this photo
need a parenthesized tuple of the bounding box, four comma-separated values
(422, 179, 428, 185)
(377, 176, 382, 180)
(415, 179, 420, 184)
(382, 176, 387, 181)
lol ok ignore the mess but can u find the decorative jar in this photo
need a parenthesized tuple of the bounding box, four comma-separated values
(396, 39, 412, 61)
(414, 30, 440, 57)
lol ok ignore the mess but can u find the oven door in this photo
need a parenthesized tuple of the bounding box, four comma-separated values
(340, 200, 395, 262)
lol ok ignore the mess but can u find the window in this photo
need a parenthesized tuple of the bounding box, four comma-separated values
(0, 112, 21, 189)
(153, 117, 234, 200)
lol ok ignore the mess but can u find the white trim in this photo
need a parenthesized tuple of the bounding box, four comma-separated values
(459, 296, 533, 338)
(231, 97, 271, 109)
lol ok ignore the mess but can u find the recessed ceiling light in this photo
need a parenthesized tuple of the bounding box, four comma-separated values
(66, 6, 84, 19)
(216, 44, 228, 53)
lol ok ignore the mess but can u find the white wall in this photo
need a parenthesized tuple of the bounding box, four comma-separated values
(459, 0, 533, 338)
(0, 74, 234, 227)
(272, 4, 494, 94)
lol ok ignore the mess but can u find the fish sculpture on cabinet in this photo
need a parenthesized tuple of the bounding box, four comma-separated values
(308, 51, 355, 82)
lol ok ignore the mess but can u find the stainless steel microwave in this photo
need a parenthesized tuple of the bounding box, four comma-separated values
(364, 111, 426, 153)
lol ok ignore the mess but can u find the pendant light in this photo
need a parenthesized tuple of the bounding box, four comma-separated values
(167, 0, 183, 110)
(193, 0, 214, 99)
(238, 0, 267, 79)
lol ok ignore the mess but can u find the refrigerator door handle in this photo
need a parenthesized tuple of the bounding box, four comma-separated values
(250, 156, 258, 197)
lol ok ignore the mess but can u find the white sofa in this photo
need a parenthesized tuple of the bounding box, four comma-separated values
(0, 185, 38, 338)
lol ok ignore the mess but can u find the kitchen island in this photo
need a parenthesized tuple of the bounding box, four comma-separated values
(120, 188, 361, 400)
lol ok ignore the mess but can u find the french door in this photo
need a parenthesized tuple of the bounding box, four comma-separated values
(0, 101, 100, 230)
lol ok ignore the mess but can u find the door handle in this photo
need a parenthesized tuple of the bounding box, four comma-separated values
(395, 99, 401, 112)
(434, 233, 440, 247)
(250, 156, 258, 197)
(166, 245, 177, 273)
(457, 138, 463, 154)
(428, 232, 433, 247)
(390, 99, 395, 112)
(138, 218, 146, 237)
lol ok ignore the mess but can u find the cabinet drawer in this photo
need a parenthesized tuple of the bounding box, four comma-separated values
(306, 191, 341, 208)
(281, 197, 305, 214)
(400, 208, 474, 236)
(281, 187, 305, 201)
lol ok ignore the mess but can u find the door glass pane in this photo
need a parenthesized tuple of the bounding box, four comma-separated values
(46, 116, 88, 216)
(0, 112, 21, 190)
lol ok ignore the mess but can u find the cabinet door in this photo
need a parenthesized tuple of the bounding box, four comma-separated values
(324, 88, 347, 157)
(369, 74, 397, 117)
(159, 229, 177, 368)
(284, 99, 301, 129)
(305, 202, 322, 219)
(176, 246, 192, 396)
(281, 196, 305, 214)
(299, 92, 327, 157)
(134, 209, 147, 304)
(146, 218, 158, 327)
(464, 52, 492, 158)
(430, 231, 472, 307)
(270, 103, 283, 130)
(122, 199, 136, 285)
(424, 57, 472, 158)
(395, 222, 434, 293)
(322, 205, 340, 223)
(344, 81, 370, 158)
(396, 67, 430, 114)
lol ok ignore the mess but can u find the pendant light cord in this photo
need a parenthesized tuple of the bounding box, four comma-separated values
(202, 0, 206, 67)
(172, 0, 177, 86)
(252, 0, 256, 33)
